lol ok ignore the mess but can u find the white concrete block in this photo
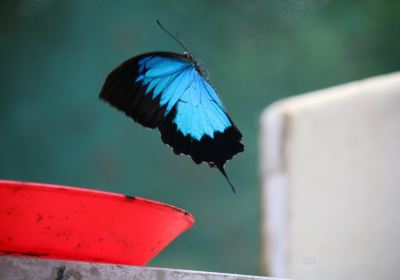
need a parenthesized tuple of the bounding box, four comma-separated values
(260, 72, 400, 280)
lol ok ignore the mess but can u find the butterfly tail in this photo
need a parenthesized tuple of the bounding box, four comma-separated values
(216, 164, 236, 194)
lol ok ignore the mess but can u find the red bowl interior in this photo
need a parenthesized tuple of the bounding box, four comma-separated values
(0, 180, 194, 265)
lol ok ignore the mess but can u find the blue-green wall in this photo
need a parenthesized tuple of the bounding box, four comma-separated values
(1, 0, 399, 274)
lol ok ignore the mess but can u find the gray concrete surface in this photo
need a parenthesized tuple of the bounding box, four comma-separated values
(0, 255, 284, 280)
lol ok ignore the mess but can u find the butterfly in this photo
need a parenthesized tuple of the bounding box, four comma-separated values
(99, 21, 244, 193)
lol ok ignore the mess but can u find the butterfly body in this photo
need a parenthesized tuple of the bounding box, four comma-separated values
(100, 51, 243, 192)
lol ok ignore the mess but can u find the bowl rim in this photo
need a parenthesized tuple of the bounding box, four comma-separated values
(0, 179, 194, 222)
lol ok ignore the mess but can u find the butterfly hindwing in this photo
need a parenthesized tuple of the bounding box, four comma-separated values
(159, 73, 243, 168)
(100, 52, 244, 188)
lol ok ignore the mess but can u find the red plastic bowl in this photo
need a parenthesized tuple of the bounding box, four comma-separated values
(0, 180, 194, 265)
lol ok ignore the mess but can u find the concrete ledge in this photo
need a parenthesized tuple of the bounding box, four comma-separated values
(0, 255, 285, 280)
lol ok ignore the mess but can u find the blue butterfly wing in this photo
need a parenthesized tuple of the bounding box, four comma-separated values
(159, 71, 243, 168)
(100, 52, 191, 128)
(100, 52, 243, 183)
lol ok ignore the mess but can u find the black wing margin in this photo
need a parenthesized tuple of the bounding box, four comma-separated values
(159, 107, 244, 192)
(99, 52, 187, 128)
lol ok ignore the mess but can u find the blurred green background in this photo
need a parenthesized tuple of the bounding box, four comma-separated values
(1, 0, 399, 275)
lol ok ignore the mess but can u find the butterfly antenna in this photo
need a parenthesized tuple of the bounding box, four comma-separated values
(216, 164, 237, 194)
(157, 19, 190, 53)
